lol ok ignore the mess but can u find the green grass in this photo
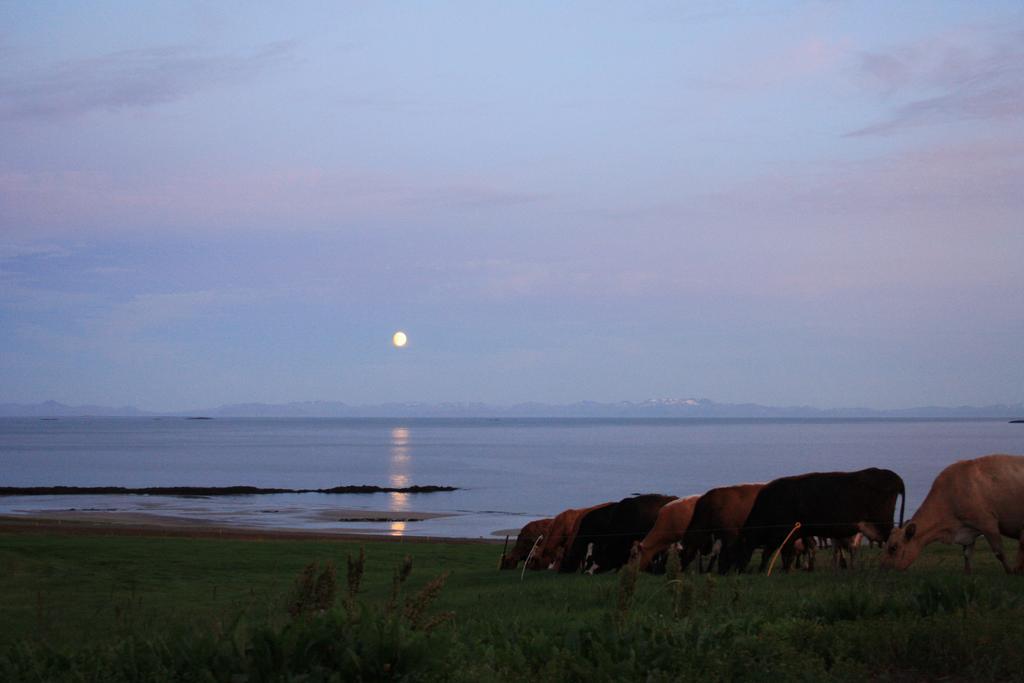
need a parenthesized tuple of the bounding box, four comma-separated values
(2, 531, 1023, 681)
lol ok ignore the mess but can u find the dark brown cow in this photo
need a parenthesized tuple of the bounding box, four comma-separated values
(569, 494, 676, 573)
(532, 502, 613, 570)
(562, 503, 620, 573)
(681, 483, 765, 574)
(499, 518, 552, 570)
(736, 468, 905, 574)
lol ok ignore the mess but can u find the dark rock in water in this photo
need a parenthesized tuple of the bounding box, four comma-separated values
(186, 416, 213, 420)
(319, 484, 457, 494)
(1011, 419, 1024, 423)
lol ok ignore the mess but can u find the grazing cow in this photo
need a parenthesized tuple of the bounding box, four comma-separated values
(680, 483, 766, 574)
(736, 468, 905, 574)
(562, 503, 621, 573)
(499, 518, 553, 570)
(574, 494, 676, 573)
(881, 454, 1024, 574)
(532, 502, 613, 571)
(634, 495, 700, 571)
(589, 493, 675, 573)
(832, 533, 862, 570)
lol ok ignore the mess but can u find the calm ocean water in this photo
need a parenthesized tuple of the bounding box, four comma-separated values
(2, 417, 1022, 539)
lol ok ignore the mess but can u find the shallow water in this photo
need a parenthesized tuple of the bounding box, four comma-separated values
(2, 417, 1022, 538)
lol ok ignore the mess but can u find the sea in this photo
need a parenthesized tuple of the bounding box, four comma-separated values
(1, 417, 1022, 539)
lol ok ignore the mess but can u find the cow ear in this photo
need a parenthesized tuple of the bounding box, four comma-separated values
(904, 522, 916, 541)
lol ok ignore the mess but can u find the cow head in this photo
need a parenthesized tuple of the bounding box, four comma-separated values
(880, 521, 921, 570)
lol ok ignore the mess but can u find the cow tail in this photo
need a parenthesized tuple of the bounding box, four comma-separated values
(898, 478, 906, 528)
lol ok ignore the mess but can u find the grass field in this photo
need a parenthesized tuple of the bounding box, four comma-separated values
(2, 529, 1023, 681)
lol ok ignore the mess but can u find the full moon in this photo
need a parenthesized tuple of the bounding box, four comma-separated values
(392, 331, 408, 348)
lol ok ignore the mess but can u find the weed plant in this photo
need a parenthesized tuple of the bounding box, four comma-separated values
(1, 533, 1023, 681)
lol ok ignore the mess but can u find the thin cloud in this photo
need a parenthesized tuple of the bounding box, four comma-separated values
(0, 167, 546, 237)
(0, 41, 294, 121)
(847, 28, 1024, 136)
(848, 82, 1023, 137)
(0, 243, 70, 260)
(417, 186, 548, 210)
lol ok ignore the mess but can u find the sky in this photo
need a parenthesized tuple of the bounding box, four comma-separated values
(1, 1, 1022, 411)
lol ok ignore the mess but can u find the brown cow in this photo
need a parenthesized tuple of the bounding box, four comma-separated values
(681, 483, 765, 574)
(634, 495, 700, 571)
(531, 502, 614, 570)
(499, 518, 552, 570)
(882, 454, 1024, 574)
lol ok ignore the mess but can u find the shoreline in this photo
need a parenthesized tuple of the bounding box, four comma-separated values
(0, 512, 503, 545)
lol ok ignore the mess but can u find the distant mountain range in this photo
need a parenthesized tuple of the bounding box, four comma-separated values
(2, 398, 1023, 419)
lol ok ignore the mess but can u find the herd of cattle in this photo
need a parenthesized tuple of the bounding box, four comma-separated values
(499, 454, 1024, 576)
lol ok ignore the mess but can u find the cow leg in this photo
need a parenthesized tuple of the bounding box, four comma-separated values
(702, 537, 721, 573)
(707, 538, 723, 573)
(800, 538, 815, 572)
(630, 541, 643, 564)
(680, 544, 699, 572)
(728, 541, 754, 574)
(962, 542, 975, 574)
(981, 531, 1012, 574)
(780, 546, 794, 572)
(848, 535, 860, 570)
(1016, 531, 1024, 574)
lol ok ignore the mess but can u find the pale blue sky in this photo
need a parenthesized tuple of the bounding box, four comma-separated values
(1, 1, 1022, 410)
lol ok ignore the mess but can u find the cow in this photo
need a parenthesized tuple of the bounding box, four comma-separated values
(680, 483, 766, 574)
(562, 502, 621, 573)
(881, 454, 1024, 574)
(531, 502, 614, 571)
(832, 533, 863, 570)
(499, 518, 552, 570)
(572, 494, 676, 573)
(634, 495, 700, 571)
(791, 534, 863, 572)
(735, 468, 905, 574)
